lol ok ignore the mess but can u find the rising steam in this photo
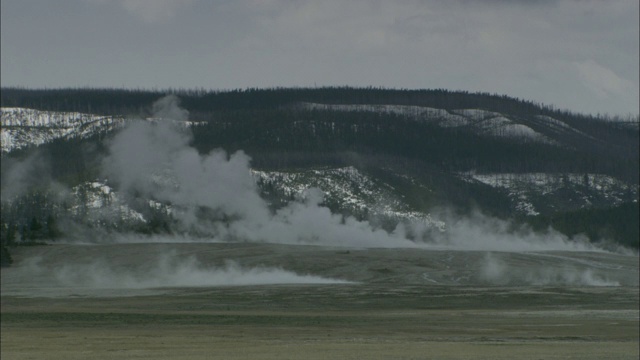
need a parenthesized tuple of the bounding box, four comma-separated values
(2, 252, 349, 297)
(1, 95, 633, 298)
(99, 95, 604, 252)
(101, 95, 419, 248)
(479, 252, 621, 286)
(1, 151, 69, 202)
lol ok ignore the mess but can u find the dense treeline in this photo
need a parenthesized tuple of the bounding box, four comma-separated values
(3, 86, 637, 122)
(192, 109, 628, 178)
(0, 244, 11, 267)
(3, 86, 637, 181)
(0, 190, 64, 246)
(5, 107, 634, 186)
(2, 88, 637, 209)
(1, 86, 551, 113)
(527, 202, 640, 249)
(1, 87, 638, 258)
(0, 210, 61, 267)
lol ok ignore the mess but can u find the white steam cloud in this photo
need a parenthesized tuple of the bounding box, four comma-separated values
(150, 93, 190, 121)
(2, 253, 349, 297)
(1, 95, 632, 299)
(0, 151, 69, 202)
(102, 95, 419, 248)
(479, 252, 621, 287)
(54, 255, 349, 288)
(407, 209, 600, 252)
(97, 95, 612, 252)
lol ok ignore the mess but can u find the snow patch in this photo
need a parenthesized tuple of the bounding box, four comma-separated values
(1, 107, 126, 153)
(298, 103, 557, 144)
(459, 172, 637, 215)
(252, 166, 445, 230)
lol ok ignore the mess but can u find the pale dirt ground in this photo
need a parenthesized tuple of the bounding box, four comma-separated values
(2, 312, 638, 360)
(2, 327, 639, 360)
(2, 243, 638, 359)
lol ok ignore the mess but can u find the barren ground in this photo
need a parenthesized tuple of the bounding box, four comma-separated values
(2, 243, 638, 359)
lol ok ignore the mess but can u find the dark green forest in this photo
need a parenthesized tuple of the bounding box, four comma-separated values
(528, 202, 639, 250)
(3, 87, 637, 180)
(1, 87, 638, 258)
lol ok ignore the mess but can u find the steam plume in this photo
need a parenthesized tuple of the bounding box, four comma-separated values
(1, 151, 68, 202)
(479, 252, 621, 286)
(2, 253, 348, 297)
(100, 95, 609, 252)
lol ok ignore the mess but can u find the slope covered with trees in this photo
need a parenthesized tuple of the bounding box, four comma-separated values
(1, 87, 638, 256)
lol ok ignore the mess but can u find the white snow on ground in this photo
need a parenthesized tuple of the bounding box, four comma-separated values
(532, 115, 597, 141)
(459, 172, 638, 216)
(0, 108, 204, 154)
(252, 166, 445, 230)
(253, 166, 380, 212)
(144, 117, 204, 127)
(451, 108, 502, 120)
(299, 102, 469, 126)
(71, 181, 146, 224)
(467, 173, 632, 193)
(63, 168, 445, 233)
(468, 116, 554, 143)
(1, 107, 126, 153)
(298, 102, 558, 144)
(3, 105, 604, 154)
(534, 115, 575, 132)
(65, 167, 444, 231)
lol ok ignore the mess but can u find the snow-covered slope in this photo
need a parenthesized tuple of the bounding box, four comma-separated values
(2, 105, 636, 224)
(459, 172, 638, 216)
(1, 107, 203, 154)
(70, 181, 145, 226)
(63, 167, 446, 231)
(299, 102, 564, 144)
(253, 166, 445, 230)
(1, 107, 126, 153)
(75, 167, 638, 233)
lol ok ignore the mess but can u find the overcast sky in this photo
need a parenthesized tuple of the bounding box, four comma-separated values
(1, 0, 638, 116)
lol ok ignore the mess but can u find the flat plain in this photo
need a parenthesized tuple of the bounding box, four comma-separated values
(2, 243, 638, 359)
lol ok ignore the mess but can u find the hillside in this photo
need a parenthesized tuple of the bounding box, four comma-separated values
(1, 88, 638, 252)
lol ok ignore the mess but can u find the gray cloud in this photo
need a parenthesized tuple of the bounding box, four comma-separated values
(117, 0, 199, 23)
(574, 59, 637, 99)
(1, 0, 637, 115)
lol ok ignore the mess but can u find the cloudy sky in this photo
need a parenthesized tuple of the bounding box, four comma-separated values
(1, 0, 638, 116)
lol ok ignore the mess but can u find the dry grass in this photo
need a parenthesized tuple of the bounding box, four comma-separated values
(2, 243, 638, 359)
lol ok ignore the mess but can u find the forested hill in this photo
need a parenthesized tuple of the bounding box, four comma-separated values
(2, 87, 561, 113)
(3, 86, 638, 121)
(1, 87, 638, 252)
(3, 86, 636, 181)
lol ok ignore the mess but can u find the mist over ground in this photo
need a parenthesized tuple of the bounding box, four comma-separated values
(2, 242, 636, 299)
(6, 250, 350, 297)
